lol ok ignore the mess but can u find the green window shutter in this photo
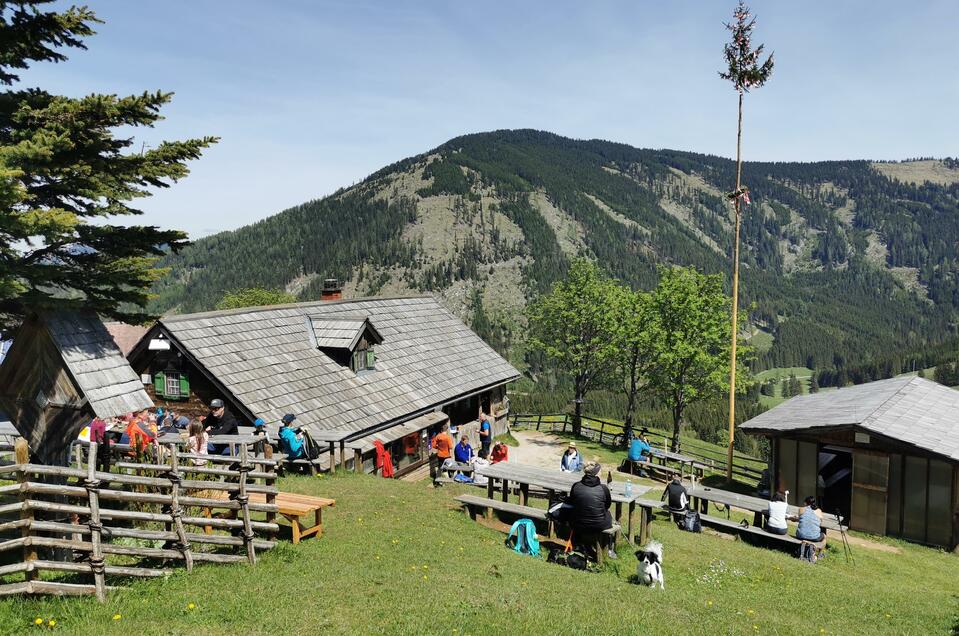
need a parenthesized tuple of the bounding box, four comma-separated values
(366, 349, 375, 369)
(178, 374, 190, 400)
(154, 372, 166, 397)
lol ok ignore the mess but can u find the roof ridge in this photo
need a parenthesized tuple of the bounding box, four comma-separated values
(856, 376, 921, 427)
(161, 295, 434, 323)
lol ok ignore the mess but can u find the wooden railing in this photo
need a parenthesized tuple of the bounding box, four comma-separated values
(0, 440, 278, 601)
(508, 412, 766, 483)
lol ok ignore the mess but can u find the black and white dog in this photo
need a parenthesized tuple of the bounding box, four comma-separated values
(634, 541, 665, 589)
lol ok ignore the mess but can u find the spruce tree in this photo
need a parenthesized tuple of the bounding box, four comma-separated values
(0, 2, 217, 333)
(809, 373, 820, 393)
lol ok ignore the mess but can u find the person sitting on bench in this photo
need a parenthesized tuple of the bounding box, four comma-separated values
(490, 440, 509, 464)
(453, 434, 474, 464)
(627, 434, 652, 476)
(568, 461, 616, 560)
(661, 476, 689, 522)
(278, 413, 305, 459)
(764, 491, 789, 535)
(795, 496, 826, 542)
(560, 442, 583, 472)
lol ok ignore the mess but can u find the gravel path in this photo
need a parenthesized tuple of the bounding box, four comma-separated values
(508, 429, 572, 469)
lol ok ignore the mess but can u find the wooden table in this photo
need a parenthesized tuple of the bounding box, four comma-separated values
(475, 462, 650, 544)
(207, 434, 260, 456)
(688, 484, 847, 532)
(649, 449, 700, 481)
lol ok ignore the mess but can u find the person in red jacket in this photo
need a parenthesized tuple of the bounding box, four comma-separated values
(490, 440, 509, 464)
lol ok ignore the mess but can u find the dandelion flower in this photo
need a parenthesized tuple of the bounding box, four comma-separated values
(48, 620, 56, 628)
(187, 603, 196, 610)
(34, 618, 43, 625)
(747, 609, 755, 615)
(885, 614, 891, 619)
(375, 555, 381, 560)
(113, 613, 122, 620)
(752, 626, 758, 632)
(422, 565, 428, 570)
(707, 601, 713, 607)
(422, 575, 428, 581)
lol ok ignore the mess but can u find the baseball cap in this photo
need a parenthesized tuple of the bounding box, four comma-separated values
(253, 418, 266, 427)
(210, 399, 224, 409)
(282, 413, 296, 424)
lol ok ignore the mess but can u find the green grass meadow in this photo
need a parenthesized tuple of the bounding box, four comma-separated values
(1, 470, 956, 635)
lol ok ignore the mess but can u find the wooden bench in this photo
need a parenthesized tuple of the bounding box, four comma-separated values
(455, 495, 622, 565)
(203, 491, 335, 544)
(698, 512, 826, 557)
(620, 459, 682, 482)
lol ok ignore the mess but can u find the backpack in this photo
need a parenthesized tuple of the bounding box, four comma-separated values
(798, 542, 816, 563)
(506, 519, 540, 557)
(681, 510, 702, 533)
(547, 547, 588, 570)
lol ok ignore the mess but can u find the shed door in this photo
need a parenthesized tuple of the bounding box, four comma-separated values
(851, 451, 889, 535)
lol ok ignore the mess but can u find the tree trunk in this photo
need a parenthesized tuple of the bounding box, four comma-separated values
(572, 390, 583, 436)
(622, 386, 636, 449)
(671, 406, 683, 453)
(726, 89, 745, 482)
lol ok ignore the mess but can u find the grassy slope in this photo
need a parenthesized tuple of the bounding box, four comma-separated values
(1, 473, 955, 636)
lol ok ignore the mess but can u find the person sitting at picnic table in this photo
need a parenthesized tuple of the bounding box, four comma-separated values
(794, 496, 826, 543)
(490, 440, 509, 464)
(430, 424, 454, 482)
(568, 460, 617, 560)
(764, 491, 789, 535)
(628, 433, 652, 468)
(124, 410, 157, 459)
(204, 398, 239, 454)
(560, 442, 583, 472)
(186, 420, 209, 466)
(277, 413, 306, 460)
(453, 434, 474, 464)
(661, 475, 689, 521)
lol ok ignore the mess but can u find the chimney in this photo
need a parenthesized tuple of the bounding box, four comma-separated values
(321, 278, 342, 301)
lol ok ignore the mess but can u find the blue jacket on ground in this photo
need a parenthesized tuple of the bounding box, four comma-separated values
(628, 438, 652, 462)
(279, 426, 304, 459)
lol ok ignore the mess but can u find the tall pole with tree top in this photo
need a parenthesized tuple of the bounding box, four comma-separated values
(719, 1, 773, 482)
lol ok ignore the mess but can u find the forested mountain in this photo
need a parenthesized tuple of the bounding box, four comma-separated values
(151, 130, 959, 376)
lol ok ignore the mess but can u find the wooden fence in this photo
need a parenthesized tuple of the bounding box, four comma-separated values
(0, 440, 279, 601)
(509, 412, 766, 483)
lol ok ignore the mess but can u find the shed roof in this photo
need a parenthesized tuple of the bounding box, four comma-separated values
(741, 376, 959, 462)
(155, 296, 519, 442)
(46, 313, 154, 418)
(104, 322, 149, 357)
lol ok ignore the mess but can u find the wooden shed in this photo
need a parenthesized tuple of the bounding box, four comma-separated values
(0, 313, 153, 464)
(742, 376, 959, 550)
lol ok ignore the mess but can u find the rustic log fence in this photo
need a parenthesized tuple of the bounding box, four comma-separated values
(0, 439, 279, 601)
(508, 412, 766, 483)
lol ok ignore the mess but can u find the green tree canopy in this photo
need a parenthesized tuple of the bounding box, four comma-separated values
(0, 1, 216, 333)
(610, 284, 655, 444)
(644, 266, 751, 450)
(527, 258, 619, 434)
(215, 287, 296, 311)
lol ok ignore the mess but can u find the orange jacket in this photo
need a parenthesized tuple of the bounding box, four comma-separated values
(432, 432, 453, 459)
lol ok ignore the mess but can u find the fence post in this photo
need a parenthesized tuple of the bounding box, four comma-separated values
(15, 439, 35, 585)
(237, 444, 257, 565)
(262, 444, 277, 540)
(599, 421, 606, 444)
(85, 442, 107, 603)
(167, 443, 194, 572)
(536, 414, 542, 431)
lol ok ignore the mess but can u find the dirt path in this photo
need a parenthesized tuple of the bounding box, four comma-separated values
(509, 429, 572, 469)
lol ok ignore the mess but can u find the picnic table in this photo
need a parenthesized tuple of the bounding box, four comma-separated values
(687, 484, 847, 532)
(648, 449, 702, 481)
(474, 462, 651, 545)
(207, 434, 261, 456)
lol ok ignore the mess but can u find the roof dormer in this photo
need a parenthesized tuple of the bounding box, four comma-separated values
(306, 315, 383, 373)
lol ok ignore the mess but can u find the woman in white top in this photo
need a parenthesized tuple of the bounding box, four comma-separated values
(765, 491, 789, 535)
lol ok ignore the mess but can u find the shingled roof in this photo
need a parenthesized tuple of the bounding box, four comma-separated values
(307, 315, 382, 350)
(155, 296, 519, 442)
(46, 313, 154, 418)
(741, 376, 959, 462)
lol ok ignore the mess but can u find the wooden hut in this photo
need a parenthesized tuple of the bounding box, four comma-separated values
(128, 296, 520, 476)
(0, 313, 153, 464)
(741, 376, 959, 550)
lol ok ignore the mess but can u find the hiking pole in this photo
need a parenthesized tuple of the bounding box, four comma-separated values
(835, 509, 853, 564)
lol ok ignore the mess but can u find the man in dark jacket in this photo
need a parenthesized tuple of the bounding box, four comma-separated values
(567, 461, 616, 560)
(661, 476, 689, 522)
(204, 398, 239, 454)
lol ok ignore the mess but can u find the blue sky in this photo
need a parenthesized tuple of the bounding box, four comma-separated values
(21, 1, 959, 238)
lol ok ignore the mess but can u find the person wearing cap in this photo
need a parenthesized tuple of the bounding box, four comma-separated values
(251, 417, 269, 455)
(560, 442, 583, 472)
(567, 460, 615, 560)
(453, 434, 474, 464)
(277, 413, 305, 460)
(204, 398, 239, 454)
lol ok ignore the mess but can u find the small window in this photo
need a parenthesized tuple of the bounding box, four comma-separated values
(351, 347, 376, 373)
(165, 372, 181, 398)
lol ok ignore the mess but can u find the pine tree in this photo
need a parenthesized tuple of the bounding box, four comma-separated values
(780, 378, 790, 398)
(809, 373, 820, 393)
(0, 2, 216, 333)
(788, 373, 801, 396)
